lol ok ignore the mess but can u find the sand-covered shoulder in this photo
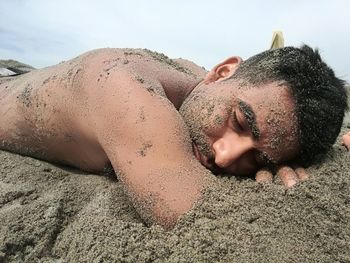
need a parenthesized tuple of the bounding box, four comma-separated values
(1, 121, 350, 262)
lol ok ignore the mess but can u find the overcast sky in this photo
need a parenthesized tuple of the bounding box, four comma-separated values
(1, 0, 349, 81)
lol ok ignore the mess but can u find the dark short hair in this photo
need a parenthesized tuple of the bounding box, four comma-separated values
(228, 45, 348, 166)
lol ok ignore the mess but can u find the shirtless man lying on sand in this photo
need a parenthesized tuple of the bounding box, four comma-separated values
(0, 46, 347, 228)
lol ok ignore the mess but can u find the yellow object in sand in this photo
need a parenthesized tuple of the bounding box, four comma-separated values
(270, 31, 284, 49)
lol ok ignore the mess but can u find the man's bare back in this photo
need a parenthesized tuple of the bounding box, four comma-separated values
(0, 49, 204, 171)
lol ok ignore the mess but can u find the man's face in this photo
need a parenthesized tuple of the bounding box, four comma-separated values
(179, 80, 300, 176)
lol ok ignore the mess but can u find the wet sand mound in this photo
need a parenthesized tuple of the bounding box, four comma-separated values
(1, 122, 350, 262)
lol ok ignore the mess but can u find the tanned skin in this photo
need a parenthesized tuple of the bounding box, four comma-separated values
(0, 48, 306, 228)
(342, 132, 350, 150)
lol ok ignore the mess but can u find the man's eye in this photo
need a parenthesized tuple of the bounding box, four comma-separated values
(232, 111, 243, 131)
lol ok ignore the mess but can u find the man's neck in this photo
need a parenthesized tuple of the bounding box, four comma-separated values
(162, 78, 203, 110)
(152, 58, 207, 109)
(131, 52, 207, 109)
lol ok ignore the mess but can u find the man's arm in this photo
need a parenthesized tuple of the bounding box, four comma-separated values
(89, 71, 211, 229)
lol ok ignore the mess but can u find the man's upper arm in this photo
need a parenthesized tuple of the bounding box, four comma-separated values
(90, 72, 211, 228)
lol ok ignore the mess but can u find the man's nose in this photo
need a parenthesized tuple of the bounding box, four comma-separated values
(212, 136, 254, 168)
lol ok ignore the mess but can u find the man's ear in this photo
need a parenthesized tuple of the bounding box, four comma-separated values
(204, 56, 242, 84)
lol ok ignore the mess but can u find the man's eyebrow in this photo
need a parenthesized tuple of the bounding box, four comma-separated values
(237, 100, 260, 140)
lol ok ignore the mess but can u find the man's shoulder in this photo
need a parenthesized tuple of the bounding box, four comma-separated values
(77, 48, 205, 78)
(76, 48, 205, 105)
(75, 48, 143, 63)
(173, 58, 207, 78)
(77, 48, 163, 62)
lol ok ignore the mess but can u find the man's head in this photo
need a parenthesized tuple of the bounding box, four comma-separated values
(179, 45, 347, 175)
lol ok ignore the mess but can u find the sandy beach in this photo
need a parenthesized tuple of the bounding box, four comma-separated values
(1, 0, 350, 261)
(0, 104, 349, 262)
